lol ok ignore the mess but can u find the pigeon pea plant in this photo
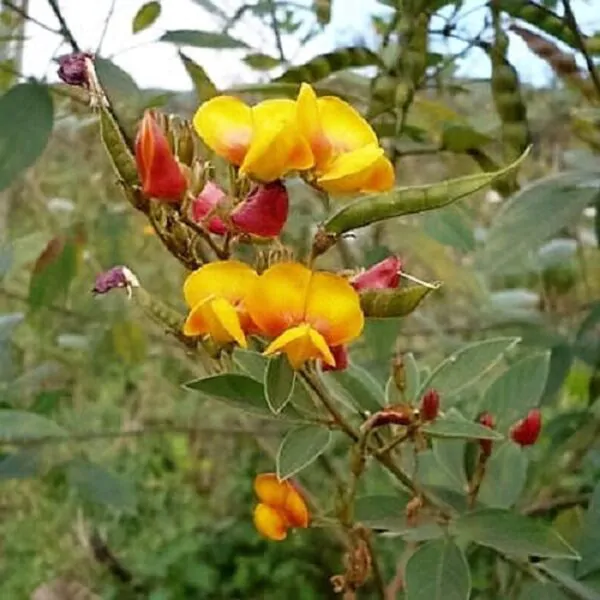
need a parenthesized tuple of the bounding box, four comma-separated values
(50, 50, 591, 600)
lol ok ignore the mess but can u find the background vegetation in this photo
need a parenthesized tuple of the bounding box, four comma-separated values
(0, 0, 600, 598)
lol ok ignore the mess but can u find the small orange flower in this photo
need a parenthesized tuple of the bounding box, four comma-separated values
(193, 96, 313, 182)
(182, 261, 258, 347)
(253, 473, 309, 541)
(135, 111, 187, 201)
(245, 262, 364, 369)
(296, 83, 395, 195)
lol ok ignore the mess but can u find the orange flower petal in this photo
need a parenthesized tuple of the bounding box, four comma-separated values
(317, 96, 378, 154)
(296, 83, 332, 170)
(305, 272, 364, 347)
(317, 144, 394, 195)
(254, 472, 288, 506)
(245, 262, 312, 337)
(241, 99, 314, 181)
(263, 324, 335, 369)
(282, 483, 310, 528)
(253, 503, 288, 541)
(183, 260, 258, 309)
(193, 96, 252, 166)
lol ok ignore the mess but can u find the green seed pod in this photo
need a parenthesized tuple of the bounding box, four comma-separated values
(488, 12, 531, 185)
(499, 0, 600, 56)
(359, 285, 439, 318)
(275, 47, 380, 84)
(99, 106, 139, 187)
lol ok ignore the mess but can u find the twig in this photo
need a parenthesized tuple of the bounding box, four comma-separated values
(46, 0, 80, 52)
(522, 493, 591, 516)
(96, 0, 117, 54)
(363, 531, 386, 600)
(562, 0, 600, 98)
(268, 0, 285, 62)
(3, 0, 61, 35)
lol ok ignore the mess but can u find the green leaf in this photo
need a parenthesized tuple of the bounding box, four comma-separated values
(432, 439, 468, 491)
(190, 0, 228, 20)
(478, 171, 600, 274)
(422, 206, 475, 253)
(576, 482, 600, 578)
(233, 348, 267, 379)
(264, 354, 296, 414)
(160, 30, 249, 49)
(354, 493, 412, 529)
(183, 373, 276, 417)
(441, 122, 492, 152)
(95, 57, 141, 103)
(453, 509, 580, 559)
(479, 352, 550, 430)
(541, 343, 573, 405)
(420, 337, 520, 401)
(243, 53, 281, 70)
(276, 425, 331, 479)
(0, 82, 53, 191)
(178, 52, 217, 101)
(322, 362, 384, 413)
(0, 448, 41, 479)
(274, 47, 380, 83)
(28, 234, 79, 311)
(67, 459, 137, 512)
(422, 409, 504, 440)
(477, 442, 529, 508)
(518, 581, 569, 600)
(359, 284, 439, 318)
(405, 538, 471, 600)
(323, 147, 531, 235)
(538, 564, 600, 600)
(132, 1, 161, 33)
(574, 303, 600, 367)
(0, 410, 66, 442)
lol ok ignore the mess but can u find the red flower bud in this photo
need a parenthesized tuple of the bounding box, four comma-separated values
(322, 345, 348, 371)
(135, 111, 187, 202)
(231, 181, 288, 238)
(370, 406, 414, 428)
(57, 52, 93, 87)
(350, 256, 401, 291)
(478, 412, 496, 458)
(420, 389, 440, 421)
(510, 409, 542, 447)
(191, 181, 228, 234)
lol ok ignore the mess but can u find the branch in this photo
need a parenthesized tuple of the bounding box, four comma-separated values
(268, 0, 285, 63)
(46, 0, 80, 52)
(562, 0, 600, 98)
(96, 0, 116, 54)
(3, 0, 61, 35)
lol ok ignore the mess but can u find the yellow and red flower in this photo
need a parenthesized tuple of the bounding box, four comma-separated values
(193, 96, 313, 182)
(182, 260, 258, 347)
(296, 83, 395, 195)
(253, 473, 309, 541)
(135, 110, 187, 202)
(245, 262, 364, 369)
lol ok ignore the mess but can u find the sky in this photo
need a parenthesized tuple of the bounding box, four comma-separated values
(15, 0, 600, 91)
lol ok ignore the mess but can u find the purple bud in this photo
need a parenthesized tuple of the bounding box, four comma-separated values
(57, 52, 93, 87)
(92, 266, 139, 295)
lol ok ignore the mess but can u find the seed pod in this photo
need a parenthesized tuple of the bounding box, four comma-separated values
(499, 0, 600, 56)
(359, 284, 439, 318)
(511, 24, 596, 102)
(99, 107, 139, 187)
(488, 10, 531, 185)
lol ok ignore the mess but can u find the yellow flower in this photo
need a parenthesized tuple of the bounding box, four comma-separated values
(182, 260, 258, 347)
(245, 262, 364, 369)
(253, 473, 309, 541)
(193, 96, 314, 182)
(296, 83, 395, 194)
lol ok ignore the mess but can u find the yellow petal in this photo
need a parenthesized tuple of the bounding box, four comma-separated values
(296, 83, 332, 170)
(183, 260, 258, 309)
(183, 297, 246, 347)
(245, 262, 311, 337)
(241, 99, 314, 182)
(305, 271, 364, 347)
(253, 503, 288, 541)
(282, 483, 309, 528)
(263, 324, 335, 369)
(317, 144, 395, 195)
(317, 96, 378, 154)
(193, 96, 252, 166)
